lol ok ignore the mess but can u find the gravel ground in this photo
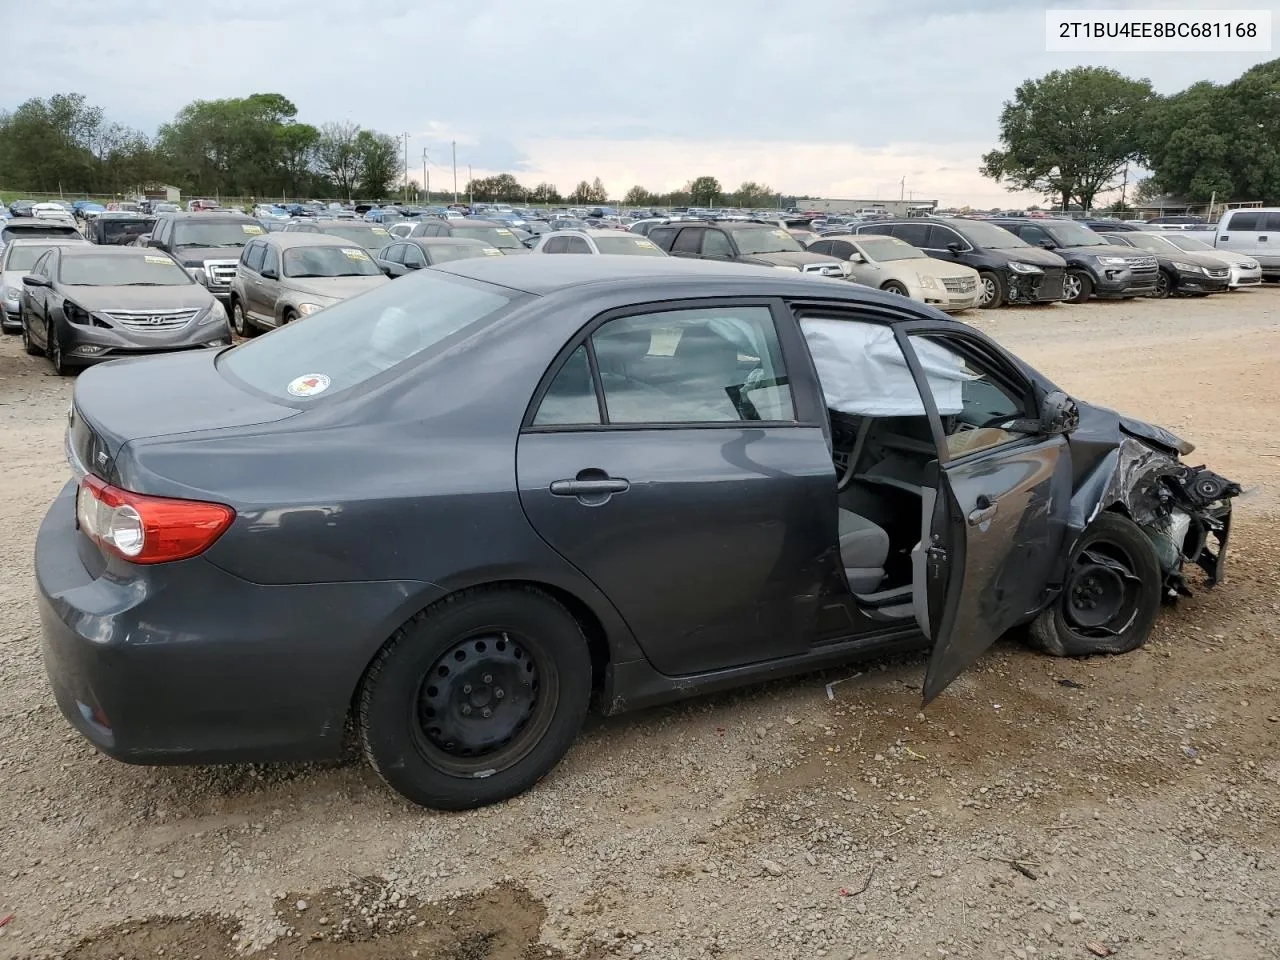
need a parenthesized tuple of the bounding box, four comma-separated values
(1, 291, 1277, 960)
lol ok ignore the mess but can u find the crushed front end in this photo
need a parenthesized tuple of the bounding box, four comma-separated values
(1105, 437, 1240, 596)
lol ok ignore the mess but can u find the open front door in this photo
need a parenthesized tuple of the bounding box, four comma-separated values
(899, 326, 1073, 703)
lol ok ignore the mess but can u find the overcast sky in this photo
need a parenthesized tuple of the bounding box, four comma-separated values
(4, 0, 1276, 205)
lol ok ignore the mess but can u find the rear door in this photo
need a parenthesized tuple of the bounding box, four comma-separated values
(516, 300, 835, 675)
(899, 323, 1072, 702)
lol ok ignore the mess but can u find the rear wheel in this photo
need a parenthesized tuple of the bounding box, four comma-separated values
(1027, 512, 1162, 657)
(880, 280, 909, 297)
(21, 312, 41, 356)
(977, 271, 1005, 309)
(358, 586, 592, 810)
(1062, 270, 1093, 304)
(231, 299, 256, 338)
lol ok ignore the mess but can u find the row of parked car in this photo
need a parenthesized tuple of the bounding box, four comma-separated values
(3, 202, 1275, 375)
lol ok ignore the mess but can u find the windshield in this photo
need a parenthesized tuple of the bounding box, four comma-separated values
(283, 246, 382, 278)
(320, 225, 392, 249)
(855, 238, 926, 262)
(1043, 220, 1109, 247)
(952, 219, 1029, 249)
(172, 220, 264, 249)
(4, 244, 61, 270)
(1126, 234, 1180, 253)
(1165, 235, 1214, 252)
(59, 253, 193, 286)
(593, 236, 666, 256)
(452, 225, 523, 249)
(733, 227, 804, 255)
(220, 271, 515, 401)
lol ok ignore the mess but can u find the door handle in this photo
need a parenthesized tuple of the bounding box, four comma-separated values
(1260, 236, 1269, 242)
(550, 478, 630, 496)
(967, 494, 997, 526)
(1220, 235, 1229, 241)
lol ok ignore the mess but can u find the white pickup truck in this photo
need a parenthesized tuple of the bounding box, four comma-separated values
(1183, 208, 1280, 279)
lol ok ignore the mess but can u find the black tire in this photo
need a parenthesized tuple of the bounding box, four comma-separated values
(358, 586, 592, 810)
(880, 280, 909, 297)
(47, 321, 71, 376)
(21, 312, 41, 356)
(978, 271, 1005, 309)
(281, 308, 296, 325)
(1063, 270, 1094, 304)
(1152, 269, 1174, 299)
(1027, 512, 1162, 658)
(230, 298, 256, 338)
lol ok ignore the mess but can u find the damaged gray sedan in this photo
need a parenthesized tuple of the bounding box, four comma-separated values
(38, 258, 1238, 809)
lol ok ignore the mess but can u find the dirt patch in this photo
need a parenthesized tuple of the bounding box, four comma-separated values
(62, 882, 586, 960)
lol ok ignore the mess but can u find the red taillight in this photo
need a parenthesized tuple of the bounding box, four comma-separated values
(76, 474, 235, 564)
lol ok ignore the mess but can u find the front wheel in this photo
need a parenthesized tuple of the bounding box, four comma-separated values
(1027, 512, 1162, 657)
(977, 271, 1005, 309)
(880, 280, 909, 297)
(47, 321, 71, 376)
(358, 586, 592, 810)
(1152, 270, 1174, 299)
(1063, 270, 1093, 304)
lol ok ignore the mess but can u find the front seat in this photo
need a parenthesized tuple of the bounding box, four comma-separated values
(838, 508, 890, 594)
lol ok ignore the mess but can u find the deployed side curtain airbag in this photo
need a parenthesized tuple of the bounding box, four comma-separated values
(800, 318, 969, 416)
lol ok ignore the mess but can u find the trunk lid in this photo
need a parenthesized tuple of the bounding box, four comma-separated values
(68, 349, 299, 482)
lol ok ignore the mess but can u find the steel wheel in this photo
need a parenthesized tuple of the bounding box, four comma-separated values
(1027, 512, 1161, 657)
(412, 631, 551, 773)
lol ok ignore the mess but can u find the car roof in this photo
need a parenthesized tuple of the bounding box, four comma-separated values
(404, 237, 490, 246)
(3, 219, 80, 229)
(434, 252, 870, 297)
(4, 237, 87, 247)
(306, 219, 382, 227)
(57, 244, 173, 257)
(262, 232, 355, 249)
(155, 211, 258, 221)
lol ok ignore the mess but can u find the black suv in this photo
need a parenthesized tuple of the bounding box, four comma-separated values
(648, 220, 846, 276)
(990, 218, 1158, 302)
(854, 218, 1068, 308)
(143, 212, 267, 308)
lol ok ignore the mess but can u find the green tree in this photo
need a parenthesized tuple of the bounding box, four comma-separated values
(980, 67, 1154, 210)
(315, 121, 360, 199)
(1143, 60, 1280, 203)
(0, 93, 103, 191)
(275, 123, 320, 198)
(568, 179, 593, 204)
(529, 182, 561, 204)
(688, 176, 721, 205)
(157, 93, 303, 196)
(623, 185, 659, 206)
(354, 130, 400, 198)
(732, 181, 774, 207)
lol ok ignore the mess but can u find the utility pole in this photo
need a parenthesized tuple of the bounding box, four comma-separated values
(422, 148, 429, 204)
(402, 133, 410, 205)
(452, 141, 458, 203)
(468, 165, 473, 206)
(1119, 162, 1129, 210)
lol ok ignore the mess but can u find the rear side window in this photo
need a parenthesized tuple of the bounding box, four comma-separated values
(1227, 211, 1261, 231)
(701, 230, 734, 257)
(857, 224, 894, 237)
(672, 229, 702, 254)
(1263, 212, 1280, 232)
(221, 271, 515, 402)
(542, 236, 568, 254)
(892, 223, 930, 247)
(564, 236, 591, 254)
(648, 226, 676, 249)
(532, 346, 601, 425)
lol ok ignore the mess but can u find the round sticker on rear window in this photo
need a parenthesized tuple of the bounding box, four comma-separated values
(287, 373, 331, 397)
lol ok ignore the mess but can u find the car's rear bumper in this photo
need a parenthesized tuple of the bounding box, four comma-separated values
(36, 480, 429, 765)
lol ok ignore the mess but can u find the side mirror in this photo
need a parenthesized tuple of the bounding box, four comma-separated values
(136, 234, 153, 246)
(847, 251, 865, 264)
(1038, 239, 1056, 250)
(946, 241, 964, 254)
(1040, 390, 1079, 436)
(22, 274, 48, 287)
(260, 267, 278, 281)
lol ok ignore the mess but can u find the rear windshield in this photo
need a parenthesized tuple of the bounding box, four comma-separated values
(59, 253, 193, 286)
(452, 225, 523, 249)
(172, 220, 264, 249)
(592, 236, 666, 256)
(100, 220, 153, 242)
(283, 246, 382, 278)
(321, 225, 392, 249)
(2, 224, 80, 241)
(219, 271, 515, 401)
(4, 244, 62, 270)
